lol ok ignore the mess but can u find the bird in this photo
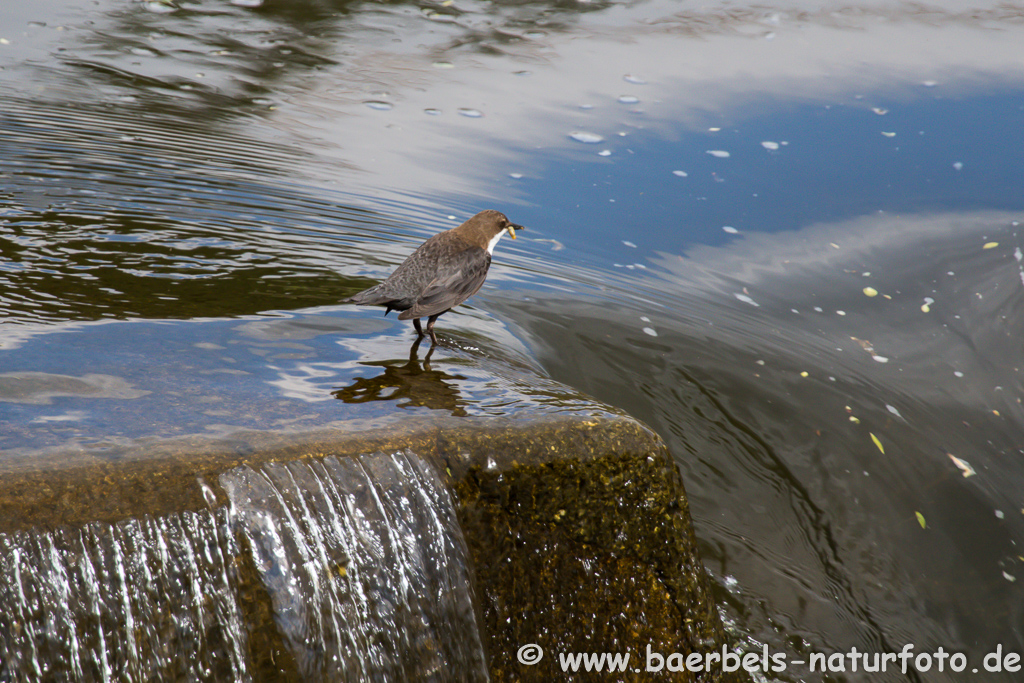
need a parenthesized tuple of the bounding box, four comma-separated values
(344, 210, 524, 344)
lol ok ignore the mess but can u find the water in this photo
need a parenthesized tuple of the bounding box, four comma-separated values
(0, 450, 485, 681)
(0, 508, 248, 680)
(4, 0, 1024, 680)
(220, 451, 487, 681)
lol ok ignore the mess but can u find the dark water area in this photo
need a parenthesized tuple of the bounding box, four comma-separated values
(4, 0, 1024, 680)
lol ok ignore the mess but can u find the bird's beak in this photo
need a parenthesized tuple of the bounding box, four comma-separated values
(507, 223, 524, 239)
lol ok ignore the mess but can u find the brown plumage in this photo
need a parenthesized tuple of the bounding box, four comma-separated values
(344, 210, 524, 344)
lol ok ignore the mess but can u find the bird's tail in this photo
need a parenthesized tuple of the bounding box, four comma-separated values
(345, 285, 406, 318)
(344, 284, 384, 305)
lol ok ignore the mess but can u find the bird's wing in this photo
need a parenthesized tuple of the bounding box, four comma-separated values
(398, 247, 490, 320)
(345, 233, 450, 310)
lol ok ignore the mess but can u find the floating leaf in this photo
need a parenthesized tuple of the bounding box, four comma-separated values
(916, 511, 926, 529)
(984, 242, 999, 249)
(947, 453, 976, 477)
(734, 293, 760, 307)
(870, 432, 884, 454)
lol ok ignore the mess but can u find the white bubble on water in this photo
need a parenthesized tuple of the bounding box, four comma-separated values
(569, 131, 604, 143)
(144, 0, 177, 13)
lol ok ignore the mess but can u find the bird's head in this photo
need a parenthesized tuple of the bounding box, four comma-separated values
(455, 210, 525, 252)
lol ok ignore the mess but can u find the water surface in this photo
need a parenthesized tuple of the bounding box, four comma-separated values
(4, 0, 1024, 680)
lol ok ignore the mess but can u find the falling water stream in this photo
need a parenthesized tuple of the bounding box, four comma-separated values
(1, 451, 486, 681)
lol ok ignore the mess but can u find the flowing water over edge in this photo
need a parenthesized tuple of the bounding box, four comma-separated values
(1, 449, 486, 681)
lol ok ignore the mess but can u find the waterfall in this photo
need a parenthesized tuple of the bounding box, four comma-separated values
(0, 450, 487, 682)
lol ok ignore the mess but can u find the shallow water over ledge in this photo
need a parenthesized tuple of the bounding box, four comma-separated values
(5, 0, 1024, 680)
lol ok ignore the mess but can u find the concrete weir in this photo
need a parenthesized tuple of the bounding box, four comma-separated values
(0, 414, 731, 682)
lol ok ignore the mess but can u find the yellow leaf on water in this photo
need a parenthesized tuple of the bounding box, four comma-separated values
(947, 453, 976, 478)
(984, 242, 999, 249)
(870, 432, 884, 454)
(916, 511, 926, 529)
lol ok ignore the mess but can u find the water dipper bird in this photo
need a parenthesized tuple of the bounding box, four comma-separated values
(344, 210, 524, 344)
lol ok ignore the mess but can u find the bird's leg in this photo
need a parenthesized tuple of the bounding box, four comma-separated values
(413, 318, 425, 338)
(425, 314, 440, 346)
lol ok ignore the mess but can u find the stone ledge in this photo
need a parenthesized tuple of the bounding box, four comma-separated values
(0, 414, 736, 682)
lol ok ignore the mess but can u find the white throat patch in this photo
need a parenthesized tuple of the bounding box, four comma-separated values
(486, 229, 506, 255)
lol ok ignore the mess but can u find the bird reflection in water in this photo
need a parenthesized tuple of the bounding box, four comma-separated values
(331, 337, 469, 416)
